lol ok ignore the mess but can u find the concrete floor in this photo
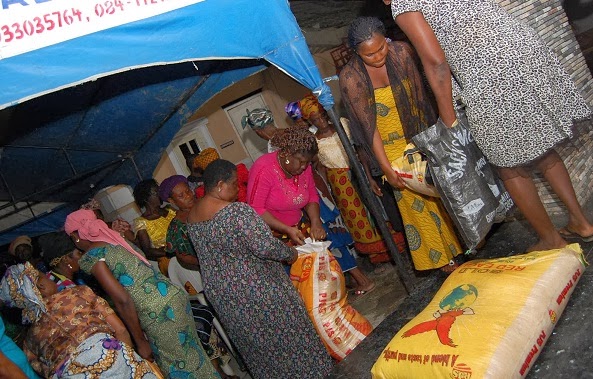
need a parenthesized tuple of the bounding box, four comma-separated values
(328, 203, 593, 378)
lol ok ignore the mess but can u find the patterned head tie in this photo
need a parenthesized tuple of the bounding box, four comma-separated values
(193, 148, 220, 172)
(285, 102, 302, 121)
(0, 262, 46, 324)
(241, 108, 275, 130)
(300, 93, 322, 121)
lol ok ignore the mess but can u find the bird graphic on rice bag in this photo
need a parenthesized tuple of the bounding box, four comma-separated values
(402, 284, 477, 347)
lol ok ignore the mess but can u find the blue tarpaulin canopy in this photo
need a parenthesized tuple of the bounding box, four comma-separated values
(0, 0, 334, 245)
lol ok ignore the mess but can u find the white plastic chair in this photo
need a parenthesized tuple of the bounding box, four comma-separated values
(167, 257, 239, 371)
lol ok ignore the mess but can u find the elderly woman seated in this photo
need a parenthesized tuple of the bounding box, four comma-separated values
(0, 262, 156, 378)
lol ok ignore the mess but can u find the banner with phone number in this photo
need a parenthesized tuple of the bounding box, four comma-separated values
(0, 0, 204, 58)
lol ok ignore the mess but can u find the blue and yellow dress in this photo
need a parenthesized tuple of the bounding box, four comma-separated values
(375, 86, 462, 270)
(78, 244, 218, 378)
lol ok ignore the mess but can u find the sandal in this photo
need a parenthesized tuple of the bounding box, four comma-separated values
(558, 227, 593, 243)
(349, 282, 377, 298)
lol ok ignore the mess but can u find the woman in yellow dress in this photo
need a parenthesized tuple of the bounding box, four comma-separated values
(339, 17, 461, 271)
(133, 179, 176, 276)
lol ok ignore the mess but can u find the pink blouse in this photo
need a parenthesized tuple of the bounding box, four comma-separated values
(247, 151, 318, 227)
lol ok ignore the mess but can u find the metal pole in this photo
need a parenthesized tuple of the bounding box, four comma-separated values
(326, 107, 414, 294)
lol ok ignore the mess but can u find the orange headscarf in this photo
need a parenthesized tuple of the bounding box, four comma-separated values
(299, 93, 322, 121)
(193, 148, 220, 172)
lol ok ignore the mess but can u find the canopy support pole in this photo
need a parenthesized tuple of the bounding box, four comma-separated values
(326, 107, 414, 294)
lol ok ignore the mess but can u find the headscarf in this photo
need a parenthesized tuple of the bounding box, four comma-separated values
(241, 108, 274, 130)
(193, 148, 220, 172)
(339, 40, 437, 176)
(80, 198, 101, 211)
(299, 93, 322, 121)
(285, 102, 302, 121)
(158, 175, 188, 202)
(0, 262, 46, 324)
(8, 236, 32, 255)
(64, 209, 151, 265)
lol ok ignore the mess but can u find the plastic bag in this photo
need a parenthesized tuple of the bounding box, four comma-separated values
(290, 239, 372, 361)
(390, 143, 440, 197)
(412, 119, 513, 250)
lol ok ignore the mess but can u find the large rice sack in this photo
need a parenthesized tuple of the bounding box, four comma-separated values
(291, 239, 373, 360)
(371, 244, 585, 378)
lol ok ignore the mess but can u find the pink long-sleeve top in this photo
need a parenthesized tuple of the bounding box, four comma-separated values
(247, 151, 319, 227)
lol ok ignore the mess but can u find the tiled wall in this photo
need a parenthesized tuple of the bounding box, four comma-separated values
(498, 0, 593, 215)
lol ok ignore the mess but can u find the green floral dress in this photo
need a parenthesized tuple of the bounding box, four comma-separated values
(78, 244, 218, 379)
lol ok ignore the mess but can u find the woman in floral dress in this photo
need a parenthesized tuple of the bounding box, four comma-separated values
(188, 159, 333, 379)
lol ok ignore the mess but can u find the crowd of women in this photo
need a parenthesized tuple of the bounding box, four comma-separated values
(2, 1, 593, 377)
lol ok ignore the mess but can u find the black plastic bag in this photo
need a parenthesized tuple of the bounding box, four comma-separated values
(412, 119, 513, 250)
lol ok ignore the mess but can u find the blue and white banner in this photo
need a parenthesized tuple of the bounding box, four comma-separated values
(0, 0, 205, 58)
(0, 0, 333, 109)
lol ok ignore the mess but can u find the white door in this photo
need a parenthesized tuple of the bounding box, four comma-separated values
(224, 93, 270, 164)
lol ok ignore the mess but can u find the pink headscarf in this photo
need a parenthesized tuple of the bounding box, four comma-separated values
(64, 209, 150, 265)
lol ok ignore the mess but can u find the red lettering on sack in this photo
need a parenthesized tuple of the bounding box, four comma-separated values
(519, 344, 539, 375)
(451, 363, 472, 379)
(382, 348, 398, 361)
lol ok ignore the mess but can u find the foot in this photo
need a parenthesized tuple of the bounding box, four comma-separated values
(526, 237, 567, 253)
(350, 281, 376, 297)
(558, 225, 593, 242)
(440, 260, 459, 274)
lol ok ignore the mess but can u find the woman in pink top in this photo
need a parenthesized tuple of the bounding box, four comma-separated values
(247, 125, 326, 245)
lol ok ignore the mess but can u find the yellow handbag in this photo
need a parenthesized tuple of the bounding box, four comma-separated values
(390, 143, 439, 197)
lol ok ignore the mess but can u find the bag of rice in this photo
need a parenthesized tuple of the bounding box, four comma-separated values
(371, 244, 585, 378)
(291, 239, 372, 360)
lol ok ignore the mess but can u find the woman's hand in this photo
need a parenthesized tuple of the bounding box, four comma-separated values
(369, 177, 383, 196)
(385, 169, 406, 190)
(309, 224, 327, 242)
(135, 338, 155, 362)
(287, 227, 306, 245)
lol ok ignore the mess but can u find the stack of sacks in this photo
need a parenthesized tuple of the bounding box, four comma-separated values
(372, 244, 585, 378)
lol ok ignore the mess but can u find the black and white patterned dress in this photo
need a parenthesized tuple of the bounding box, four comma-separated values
(391, 0, 591, 167)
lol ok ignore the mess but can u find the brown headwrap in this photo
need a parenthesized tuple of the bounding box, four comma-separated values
(339, 41, 437, 176)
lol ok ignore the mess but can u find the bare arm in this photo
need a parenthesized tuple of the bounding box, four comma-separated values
(372, 129, 405, 189)
(92, 293, 134, 347)
(357, 149, 383, 196)
(176, 253, 201, 271)
(395, 12, 456, 126)
(0, 351, 28, 379)
(136, 230, 166, 260)
(303, 201, 325, 241)
(91, 261, 154, 361)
